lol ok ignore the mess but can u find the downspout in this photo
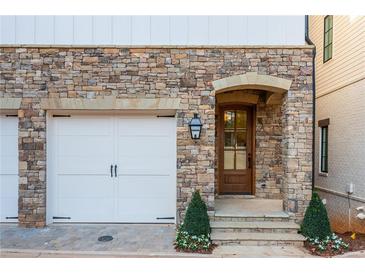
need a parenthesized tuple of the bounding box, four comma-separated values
(305, 15, 316, 191)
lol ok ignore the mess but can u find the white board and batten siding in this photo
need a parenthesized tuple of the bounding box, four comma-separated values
(0, 16, 305, 46)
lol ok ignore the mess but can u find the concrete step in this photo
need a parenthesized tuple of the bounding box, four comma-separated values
(211, 211, 290, 222)
(210, 221, 300, 233)
(211, 231, 305, 247)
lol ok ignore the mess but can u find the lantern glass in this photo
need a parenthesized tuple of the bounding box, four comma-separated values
(189, 113, 202, 140)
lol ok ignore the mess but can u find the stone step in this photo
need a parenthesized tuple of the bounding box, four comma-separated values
(211, 232, 305, 247)
(210, 221, 300, 233)
(211, 211, 290, 222)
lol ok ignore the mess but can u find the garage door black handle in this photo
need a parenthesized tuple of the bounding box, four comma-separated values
(114, 165, 118, 177)
(110, 165, 113, 177)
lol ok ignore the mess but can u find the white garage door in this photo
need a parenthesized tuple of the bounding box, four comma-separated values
(49, 115, 176, 223)
(0, 116, 18, 222)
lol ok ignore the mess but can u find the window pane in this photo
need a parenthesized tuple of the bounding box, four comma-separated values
(325, 17, 329, 32)
(324, 32, 329, 45)
(224, 111, 235, 128)
(236, 150, 247, 170)
(328, 45, 332, 59)
(236, 131, 247, 149)
(329, 16, 333, 28)
(324, 48, 328, 61)
(236, 111, 247, 129)
(224, 150, 235, 169)
(329, 30, 332, 44)
(224, 131, 235, 147)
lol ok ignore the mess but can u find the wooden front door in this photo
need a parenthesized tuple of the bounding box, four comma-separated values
(218, 105, 253, 194)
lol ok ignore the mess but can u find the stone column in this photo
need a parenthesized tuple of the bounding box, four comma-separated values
(281, 85, 313, 222)
(18, 98, 47, 227)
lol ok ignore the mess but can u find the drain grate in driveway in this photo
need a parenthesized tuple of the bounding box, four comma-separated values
(98, 235, 113, 242)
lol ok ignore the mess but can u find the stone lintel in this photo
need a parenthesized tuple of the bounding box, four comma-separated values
(0, 98, 22, 114)
(40, 97, 181, 112)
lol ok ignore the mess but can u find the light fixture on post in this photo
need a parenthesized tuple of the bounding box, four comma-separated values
(189, 113, 202, 140)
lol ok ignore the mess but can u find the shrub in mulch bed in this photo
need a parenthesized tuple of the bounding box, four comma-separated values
(301, 192, 332, 240)
(304, 233, 349, 257)
(174, 191, 215, 254)
(174, 227, 216, 254)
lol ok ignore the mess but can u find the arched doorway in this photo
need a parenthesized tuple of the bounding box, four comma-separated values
(213, 72, 292, 196)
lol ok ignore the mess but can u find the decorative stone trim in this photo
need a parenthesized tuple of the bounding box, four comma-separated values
(0, 98, 21, 113)
(212, 72, 292, 94)
(41, 98, 180, 111)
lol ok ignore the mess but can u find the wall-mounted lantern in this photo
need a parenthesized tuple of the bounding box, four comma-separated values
(189, 113, 202, 140)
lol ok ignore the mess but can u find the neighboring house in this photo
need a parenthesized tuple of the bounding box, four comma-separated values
(309, 15, 365, 233)
(0, 16, 313, 231)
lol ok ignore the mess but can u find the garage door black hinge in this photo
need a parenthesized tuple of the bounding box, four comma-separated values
(52, 115, 71, 118)
(156, 217, 175, 220)
(53, 216, 71, 220)
(6, 216, 18, 219)
(157, 115, 175, 118)
(5, 114, 18, 117)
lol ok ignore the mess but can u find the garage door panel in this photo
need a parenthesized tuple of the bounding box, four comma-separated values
(57, 135, 112, 157)
(56, 117, 112, 136)
(57, 175, 113, 198)
(0, 116, 18, 222)
(117, 118, 173, 136)
(56, 198, 115, 222)
(0, 117, 18, 134)
(57, 156, 111, 174)
(118, 157, 173, 175)
(0, 156, 18, 174)
(118, 136, 173, 156)
(116, 198, 175, 223)
(116, 176, 173, 198)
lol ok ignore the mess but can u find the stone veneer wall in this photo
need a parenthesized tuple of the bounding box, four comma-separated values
(0, 46, 313, 227)
(255, 97, 284, 199)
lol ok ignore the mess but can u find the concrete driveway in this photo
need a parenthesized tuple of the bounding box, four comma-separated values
(0, 224, 312, 258)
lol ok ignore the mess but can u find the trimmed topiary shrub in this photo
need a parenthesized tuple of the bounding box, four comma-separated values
(301, 192, 332, 240)
(175, 190, 213, 253)
(182, 190, 210, 236)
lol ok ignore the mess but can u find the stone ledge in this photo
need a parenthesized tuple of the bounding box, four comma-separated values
(0, 98, 22, 109)
(40, 97, 180, 111)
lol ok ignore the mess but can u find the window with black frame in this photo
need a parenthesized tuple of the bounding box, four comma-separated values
(323, 15, 333, 63)
(320, 126, 329, 173)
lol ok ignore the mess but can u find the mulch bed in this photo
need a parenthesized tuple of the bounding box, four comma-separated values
(175, 244, 217, 254)
(338, 232, 365, 252)
(304, 232, 365, 257)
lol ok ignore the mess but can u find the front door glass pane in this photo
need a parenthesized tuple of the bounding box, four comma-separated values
(223, 109, 248, 170)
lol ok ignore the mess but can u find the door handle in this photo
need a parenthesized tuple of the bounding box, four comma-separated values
(114, 165, 118, 177)
(248, 153, 252, 169)
(110, 165, 113, 177)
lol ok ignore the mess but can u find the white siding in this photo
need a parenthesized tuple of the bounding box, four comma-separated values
(35, 16, 54, 44)
(54, 16, 73, 44)
(0, 15, 305, 45)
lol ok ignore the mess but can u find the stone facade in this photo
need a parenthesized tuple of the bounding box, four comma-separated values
(0, 46, 313, 227)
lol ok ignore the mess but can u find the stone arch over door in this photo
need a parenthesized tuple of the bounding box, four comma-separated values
(212, 72, 311, 220)
(212, 72, 292, 105)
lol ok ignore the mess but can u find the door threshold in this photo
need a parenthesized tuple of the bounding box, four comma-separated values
(216, 195, 255, 199)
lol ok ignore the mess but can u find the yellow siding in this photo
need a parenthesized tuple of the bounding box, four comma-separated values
(309, 16, 365, 98)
